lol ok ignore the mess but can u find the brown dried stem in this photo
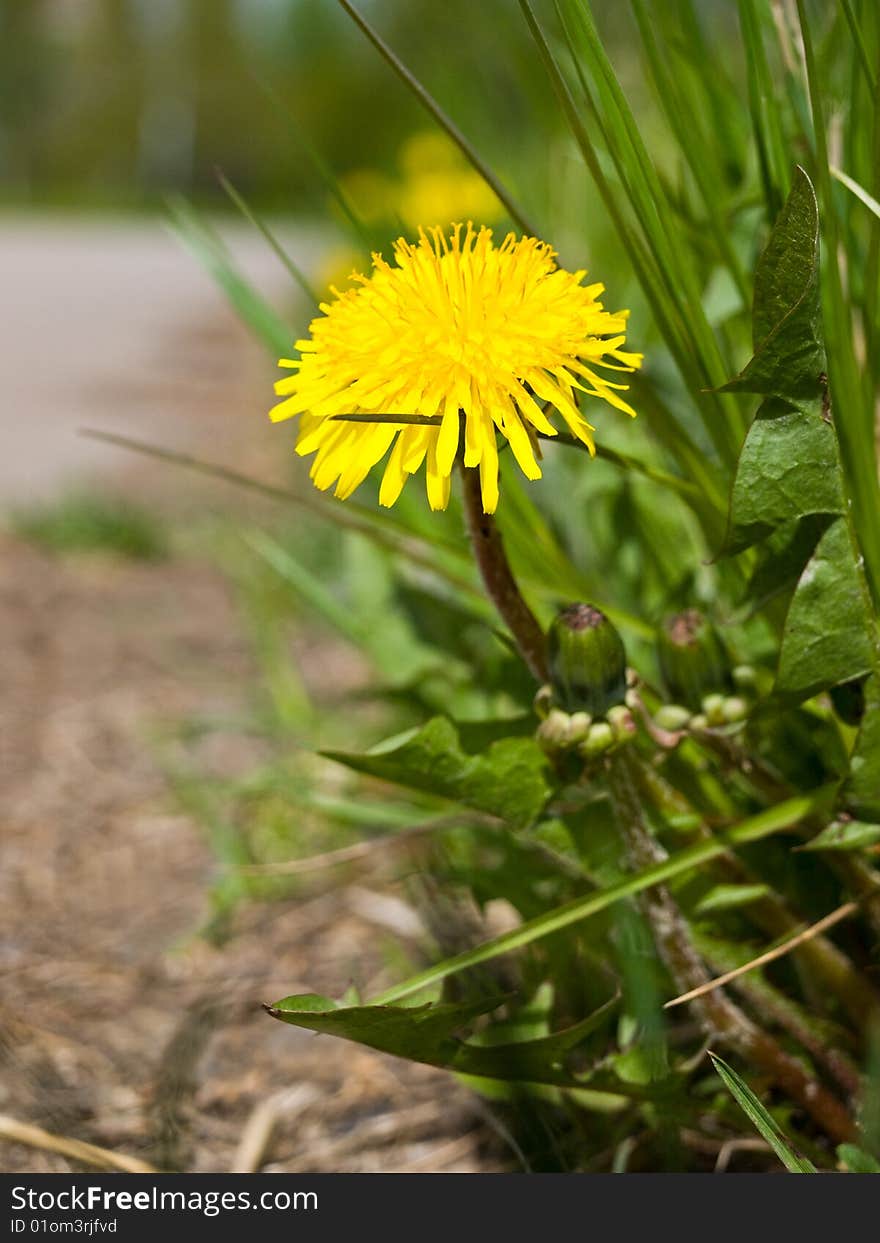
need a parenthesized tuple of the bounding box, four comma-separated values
(606, 748, 857, 1145)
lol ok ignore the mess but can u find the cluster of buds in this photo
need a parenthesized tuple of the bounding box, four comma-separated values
(654, 610, 754, 735)
(535, 604, 635, 761)
(535, 604, 757, 759)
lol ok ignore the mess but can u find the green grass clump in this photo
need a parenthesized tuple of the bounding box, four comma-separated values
(12, 493, 167, 561)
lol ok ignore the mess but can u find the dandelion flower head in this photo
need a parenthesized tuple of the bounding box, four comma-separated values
(271, 224, 642, 513)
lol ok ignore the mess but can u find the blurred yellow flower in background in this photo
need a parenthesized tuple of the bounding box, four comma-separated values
(271, 223, 641, 513)
(334, 132, 502, 241)
(320, 133, 505, 298)
(395, 132, 502, 232)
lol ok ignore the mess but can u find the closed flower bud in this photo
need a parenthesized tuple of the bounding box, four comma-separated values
(578, 720, 615, 759)
(547, 603, 628, 718)
(721, 695, 749, 723)
(607, 704, 636, 743)
(567, 711, 593, 743)
(656, 610, 732, 711)
(537, 707, 574, 751)
(732, 664, 758, 695)
(653, 704, 691, 732)
(701, 693, 727, 726)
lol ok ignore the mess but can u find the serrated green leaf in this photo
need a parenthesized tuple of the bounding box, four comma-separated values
(322, 716, 551, 830)
(802, 819, 880, 852)
(776, 518, 874, 700)
(721, 167, 826, 401)
(267, 992, 503, 1067)
(266, 991, 617, 1087)
(842, 674, 880, 821)
(723, 401, 843, 556)
(709, 1052, 818, 1172)
(742, 514, 832, 613)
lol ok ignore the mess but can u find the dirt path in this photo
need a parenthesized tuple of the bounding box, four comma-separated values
(0, 214, 307, 502)
(0, 219, 499, 1174)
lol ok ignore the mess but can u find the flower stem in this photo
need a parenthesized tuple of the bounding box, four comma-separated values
(460, 465, 548, 682)
(606, 748, 857, 1145)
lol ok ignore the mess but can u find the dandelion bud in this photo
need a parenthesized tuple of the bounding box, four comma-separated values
(578, 721, 615, 760)
(567, 711, 593, 743)
(657, 610, 732, 711)
(537, 708, 574, 751)
(547, 604, 628, 718)
(653, 704, 691, 732)
(721, 696, 749, 724)
(701, 693, 727, 726)
(732, 664, 758, 695)
(607, 704, 636, 743)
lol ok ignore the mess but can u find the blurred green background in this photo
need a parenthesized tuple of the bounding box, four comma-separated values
(0, 0, 566, 211)
(0, 0, 741, 216)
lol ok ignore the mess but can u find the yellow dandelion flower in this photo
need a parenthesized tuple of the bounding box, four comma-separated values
(270, 223, 642, 514)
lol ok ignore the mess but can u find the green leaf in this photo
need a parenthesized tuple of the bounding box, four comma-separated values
(709, 1053, 818, 1172)
(721, 167, 825, 401)
(776, 518, 874, 700)
(842, 674, 880, 821)
(742, 514, 833, 613)
(322, 716, 552, 831)
(803, 818, 880, 852)
(837, 1143, 880, 1174)
(265, 991, 618, 1087)
(367, 788, 834, 1005)
(722, 400, 843, 556)
(267, 992, 503, 1068)
(694, 883, 771, 914)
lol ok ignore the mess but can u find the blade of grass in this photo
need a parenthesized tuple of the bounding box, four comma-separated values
(665, 901, 859, 1009)
(796, 0, 880, 605)
(545, 431, 704, 505)
(519, 2, 728, 474)
(831, 165, 880, 219)
(525, 0, 744, 472)
(738, 0, 792, 218)
(215, 168, 318, 306)
(629, 0, 749, 301)
(674, 0, 746, 168)
(709, 1052, 818, 1172)
(335, 0, 537, 237)
(245, 529, 367, 644)
(370, 787, 834, 1003)
(257, 77, 376, 251)
(167, 197, 293, 357)
(555, 0, 743, 442)
(840, 0, 876, 89)
(77, 428, 482, 602)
